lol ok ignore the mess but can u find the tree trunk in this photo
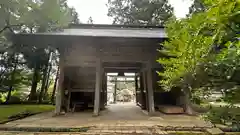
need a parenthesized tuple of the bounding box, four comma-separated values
(43, 64, 51, 96)
(51, 66, 59, 103)
(182, 86, 194, 115)
(38, 66, 48, 103)
(29, 64, 39, 101)
(6, 55, 18, 102)
(43, 63, 52, 98)
(44, 52, 52, 97)
(39, 52, 51, 103)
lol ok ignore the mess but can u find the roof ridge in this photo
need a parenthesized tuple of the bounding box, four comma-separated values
(68, 24, 164, 29)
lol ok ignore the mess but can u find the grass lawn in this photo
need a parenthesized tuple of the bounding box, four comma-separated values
(0, 105, 54, 122)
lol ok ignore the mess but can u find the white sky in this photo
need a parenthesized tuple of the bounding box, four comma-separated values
(67, 0, 193, 24)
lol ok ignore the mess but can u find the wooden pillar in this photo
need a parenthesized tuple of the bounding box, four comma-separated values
(55, 54, 64, 115)
(93, 59, 102, 116)
(104, 73, 108, 105)
(113, 77, 117, 104)
(135, 74, 138, 104)
(142, 70, 148, 110)
(140, 72, 145, 109)
(146, 62, 155, 115)
(67, 91, 71, 112)
(100, 71, 106, 109)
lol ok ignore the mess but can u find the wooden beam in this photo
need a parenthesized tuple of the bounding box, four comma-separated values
(104, 67, 141, 69)
(103, 62, 143, 68)
(104, 68, 140, 73)
(69, 89, 95, 92)
(107, 75, 136, 78)
(108, 80, 135, 82)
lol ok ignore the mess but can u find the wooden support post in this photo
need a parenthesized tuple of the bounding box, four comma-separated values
(142, 70, 148, 110)
(67, 91, 71, 112)
(100, 71, 105, 109)
(55, 54, 64, 115)
(104, 73, 107, 105)
(93, 59, 102, 116)
(140, 72, 146, 109)
(135, 74, 138, 104)
(113, 77, 117, 104)
(146, 62, 155, 115)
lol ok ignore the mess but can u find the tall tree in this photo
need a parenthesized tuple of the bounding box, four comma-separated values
(157, 0, 239, 114)
(18, 0, 74, 101)
(0, 0, 79, 101)
(107, 0, 173, 25)
(70, 8, 80, 24)
(5, 55, 18, 102)
(38, 50, 51, 103)
(87, 17, 94, 24)
(188, 0, 206, 15)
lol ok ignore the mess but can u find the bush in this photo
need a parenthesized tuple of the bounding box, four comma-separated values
(215, 98, 222, 102)
(8, 96, 21, 103)
(43, 93, 52, 103)
(0, 93, 6, 103)
(203, 106, 240, 127)
(8, 90, 27, 103)
(191, 96, 202, 105)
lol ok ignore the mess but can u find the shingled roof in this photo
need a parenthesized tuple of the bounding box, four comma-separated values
(15, 24, 167, 39)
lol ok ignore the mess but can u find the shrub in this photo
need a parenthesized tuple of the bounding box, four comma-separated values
(8, 96, 21, 103)
(203, 106, 240, 128)
(0, 93, 6, 103)
(191, 96, 202, 105)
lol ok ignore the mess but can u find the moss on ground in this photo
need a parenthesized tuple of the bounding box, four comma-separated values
(0, 105, 54, 122)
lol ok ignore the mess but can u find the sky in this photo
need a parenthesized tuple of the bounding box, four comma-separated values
(67, 0, 193, 24)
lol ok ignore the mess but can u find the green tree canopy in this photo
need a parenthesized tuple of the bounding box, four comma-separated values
(188, 0, 206, 15)
(157, 0, 240, 114)
(107, 0, 173, 25)
(0, 0, 79, 102)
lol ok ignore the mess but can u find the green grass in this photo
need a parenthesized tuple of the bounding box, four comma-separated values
(0, 105, 54, 122)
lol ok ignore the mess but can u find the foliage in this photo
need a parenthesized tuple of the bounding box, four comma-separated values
(158, 0, 240, 91)
(200, 42, 240, 104)
(0, 89, 30, 103)
(203, 106, 240, 127)
(0, 93, 5, 103)
(157, 13, 214, 90)
(0, 0, 79, 102)
(70, 8, 80, 24)
(157, 0, 240, 114)
(87, 16, 94, 24)
(188, 0, 206, 15)
(107, 0, 173, 25)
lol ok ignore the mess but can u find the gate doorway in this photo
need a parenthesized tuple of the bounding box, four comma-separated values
(102, 72, 149, 118)
(107, 72, 136, 104)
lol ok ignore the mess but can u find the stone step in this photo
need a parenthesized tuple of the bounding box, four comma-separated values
(0, 131, 209, 135)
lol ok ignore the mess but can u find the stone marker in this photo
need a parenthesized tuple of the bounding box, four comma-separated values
(206, 128, 225, 135)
